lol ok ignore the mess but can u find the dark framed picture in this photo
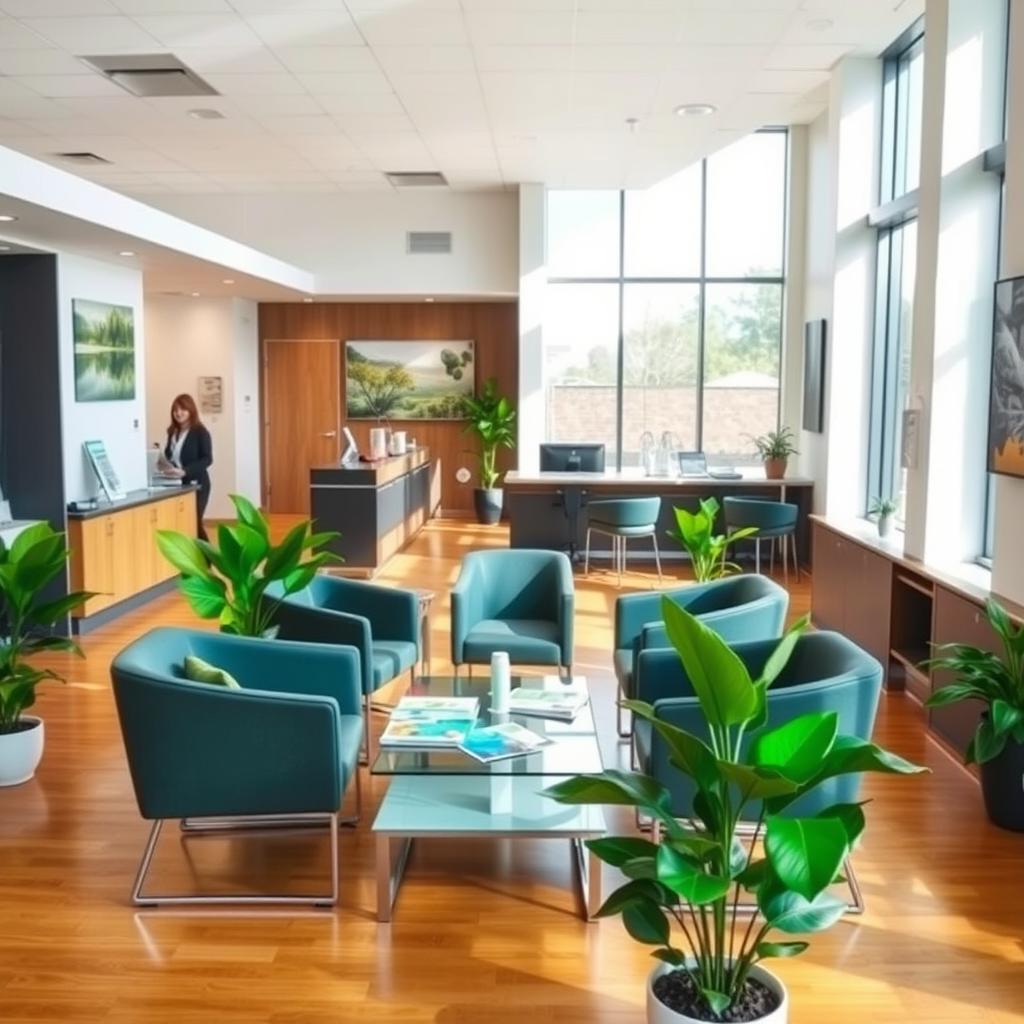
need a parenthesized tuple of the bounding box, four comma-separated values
(802, 319, 827, 433)
(988, 276, 1024, 478)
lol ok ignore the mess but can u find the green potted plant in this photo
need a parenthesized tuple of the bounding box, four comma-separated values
(156, 494, 338, 637)
(867, 497, 898, 538)
(751, 427, 798, 481)
(925, 598, 1024, 832)
(668, 497, 757, 582)
(547, 598, 926, 1024)
(461, 377, 516, 525)
(0, 523, 92, 786)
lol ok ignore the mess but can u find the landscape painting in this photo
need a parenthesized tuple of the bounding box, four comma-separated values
(989, 276, 1024, 478)
(346, 340, 474, 420)
(73, 299, 136, 402)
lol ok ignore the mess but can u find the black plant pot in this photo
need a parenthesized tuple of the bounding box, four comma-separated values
(980, 734, 1024, 832)
(474, 487, 503, 525)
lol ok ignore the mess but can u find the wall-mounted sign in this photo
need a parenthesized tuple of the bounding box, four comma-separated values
(198, 375, 223, 414)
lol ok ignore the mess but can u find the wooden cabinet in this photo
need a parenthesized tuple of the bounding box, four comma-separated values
(68, 491, 197, 620)
(811, 521, 892, 666)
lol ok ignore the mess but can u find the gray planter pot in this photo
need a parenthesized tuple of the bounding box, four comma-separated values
(980, 729, 1024, 832)
(474, 488, 503, 525)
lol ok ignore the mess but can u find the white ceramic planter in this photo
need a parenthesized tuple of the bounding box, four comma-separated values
(647, 961, 788, 1024)
(877, 515, 893, 538)
(0, 716, 44, 787)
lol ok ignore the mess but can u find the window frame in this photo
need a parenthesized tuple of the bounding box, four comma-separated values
(544, 128, 788, 469)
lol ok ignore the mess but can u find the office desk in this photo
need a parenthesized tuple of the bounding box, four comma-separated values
(503, 470, 815, 567)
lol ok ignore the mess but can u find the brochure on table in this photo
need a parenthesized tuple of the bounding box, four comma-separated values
(380, 696, 480, 748)
(507, 682, 589, 721)
(459, 721, 553, 763)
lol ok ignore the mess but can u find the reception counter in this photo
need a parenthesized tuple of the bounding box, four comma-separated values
(310, 448, 439, 575)
(504, 469, 814, 566)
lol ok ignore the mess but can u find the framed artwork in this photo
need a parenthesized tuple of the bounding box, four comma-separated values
(73, 299, 135, 402)
(345, 340, 474, 420)
(197, 375, 223, 414)
(802, 319, 826, 433)
(989, 276, 1024, 478)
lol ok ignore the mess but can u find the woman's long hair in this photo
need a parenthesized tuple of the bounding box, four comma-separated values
(167, 393, 202, 439)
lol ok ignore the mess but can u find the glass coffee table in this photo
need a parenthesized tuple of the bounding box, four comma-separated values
(371, 675, 606, 922)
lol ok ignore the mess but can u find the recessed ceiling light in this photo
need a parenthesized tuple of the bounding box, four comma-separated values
(674, 103, 717, 117)
(806, 17, 834, 31)
(119, 250, 136, 257)
(222, 278, 234, 284)
(0, 214, 17, 222)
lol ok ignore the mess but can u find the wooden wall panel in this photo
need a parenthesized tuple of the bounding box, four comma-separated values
(259, 301, 518, 514)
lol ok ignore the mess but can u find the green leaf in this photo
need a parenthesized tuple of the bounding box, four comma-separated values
(759, 615, 810, 688)
(756, 941, 808, 960)
(596, 879, 673, 917)
(735, 857, 769, 891)
(991, 699, 1023, 737)
(622, 900, 671, 946)
(545, 770, 672, 815)
(180, 574, 228, 619)
(622, 700, 719, 788)
(230, 493, 269, 540)
(718, 760, 800, 800)
(926, 683, 990, 707)
(655, 843, 731, 905)
(585, 836, 660, 867)
(9, 521, 57, 563)
(752, 712, 839, 783)
(156, 530, 211, 578)
(620, 857, 658, 881)
(262, 522, 308, 580)
(29, 591, 93, 625)
(764, 816, 849, 902)
(815, 802, 867, 848)
(651, 948, 687, 967)
(974, 716, 1007, 764)
(760, 890, 848, 934)
(699, 989, 731, 1016)
(660, 596, 758, 727)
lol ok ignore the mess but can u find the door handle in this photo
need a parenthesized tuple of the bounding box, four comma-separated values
(320, 431, 337, 438)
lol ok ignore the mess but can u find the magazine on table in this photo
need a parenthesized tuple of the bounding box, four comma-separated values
(507, 684, 588, 721)
(459, 721, 553, 763)
(380, 695, 480, 748)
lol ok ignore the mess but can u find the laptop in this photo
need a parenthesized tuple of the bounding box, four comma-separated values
(677, 451, 708, 478)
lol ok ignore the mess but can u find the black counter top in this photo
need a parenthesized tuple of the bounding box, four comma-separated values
(67, 485, 199, 520)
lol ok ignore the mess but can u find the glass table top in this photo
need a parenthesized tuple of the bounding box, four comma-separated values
(370, 674, 603, 777)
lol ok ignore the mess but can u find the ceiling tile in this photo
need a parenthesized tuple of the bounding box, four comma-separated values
(575, 11, 682, 46)
(19, 74, 127, 98)
(765, 44, 852, 70)
(228, 0, 352, 11)
(295, 71, 394, 95)
(171, 45, 287, 74)
(316, 90, 404, 115)
(748, 68, 830, 94)
(474, 45, 570, 73)
(372, 45, 475, 75)
(465, 10, 574, 46)
(351, 10, 468, 47)
(204, 73, 308, 95)
(0, 0, 116, 14)
(330, 110, 413, 133)
(21, 16, 162, 51)
(226, 92, 324, 114)
(133, 13, 262, 48)
(114, 0, 231, 11)
(0, 48, 85, 74)
(257, 114, 339, 135)
(0, 116, 42, 136)
(0, 15, 56, 49)
(0, 94, 73, 119)
(273, 45, 378, 74)
(244, 10, 362, 47)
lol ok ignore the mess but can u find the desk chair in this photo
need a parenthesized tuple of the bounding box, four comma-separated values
(723, 496, 799, 581)
(584, 496, 663, 586)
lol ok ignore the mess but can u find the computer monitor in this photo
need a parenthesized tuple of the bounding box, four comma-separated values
(539, 442, 606, 473)
(677, 451, 708, 478)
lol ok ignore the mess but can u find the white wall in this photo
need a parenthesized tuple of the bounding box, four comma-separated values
(518, 183, 545, 474)
(145, 295, 260, 519)
(57, 254, 147, 503)
(149, 191, 519, 299)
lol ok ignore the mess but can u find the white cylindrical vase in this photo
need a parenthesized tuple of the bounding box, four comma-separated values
(490, 651, 511, 713)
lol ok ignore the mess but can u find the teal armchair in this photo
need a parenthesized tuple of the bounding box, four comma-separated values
(451, 550, 574, 674)
(268, 575, 420, 759)
(111, 627, 363, 907)
(613, 575, 788, 734)
(633, 630, 883, 912)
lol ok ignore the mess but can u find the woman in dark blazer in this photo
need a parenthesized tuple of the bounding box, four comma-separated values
(163, 393, 213, 541)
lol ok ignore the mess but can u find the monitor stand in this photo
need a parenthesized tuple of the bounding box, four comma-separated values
(555, 485, 586, 564)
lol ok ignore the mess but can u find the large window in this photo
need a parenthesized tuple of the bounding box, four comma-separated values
(869, 20, 925, 524)
(545, 130, 787, 469)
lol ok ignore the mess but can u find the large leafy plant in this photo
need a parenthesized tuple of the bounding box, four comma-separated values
(157, 494, 338, 638)
(925, 598, 1024, 763)
(547, 598, 925, 1020)
(0, 523, 91, 734)
(668, 497, 757, 582)
(461, 376, 516, 489)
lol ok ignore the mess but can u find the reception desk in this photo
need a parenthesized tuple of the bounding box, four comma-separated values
(310, 448, 439, 575)
(504, 469, 814, 566)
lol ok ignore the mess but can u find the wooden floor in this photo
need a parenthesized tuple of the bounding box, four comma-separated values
(2, 519, 1022, 1023)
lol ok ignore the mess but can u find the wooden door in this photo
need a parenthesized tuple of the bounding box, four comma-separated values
(70, 515, 116, 617)
(264, 340, 341, 515)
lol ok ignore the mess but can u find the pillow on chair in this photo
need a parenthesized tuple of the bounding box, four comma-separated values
(183, 655, 241, 690)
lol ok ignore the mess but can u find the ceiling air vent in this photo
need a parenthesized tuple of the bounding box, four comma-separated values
(56, 152, 111, 166)
(387, 171, 448, 188)
(78, 54, 218, 98)
(407, 231, 452, 255)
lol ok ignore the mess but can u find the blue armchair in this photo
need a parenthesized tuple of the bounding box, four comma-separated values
(613, 575, 789, 734)
(111, 627, 364, 907)
(267, 575, 420, 759)
(451, 550, 574, 674)
(633, 630, 883, 912)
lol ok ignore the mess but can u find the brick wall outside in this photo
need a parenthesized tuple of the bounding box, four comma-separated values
(548, 385, 778, 463)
